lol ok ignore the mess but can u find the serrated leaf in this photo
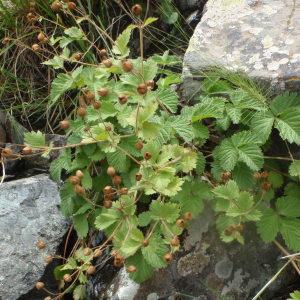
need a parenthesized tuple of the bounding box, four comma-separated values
(120, 228, 144, 257)
(112, 26, 133, 57)
(237, 143, 264, 171)
(168, 115, 194, 142)
(280, 218, 300, 251)
(106, 150, 130, 173)
(257, 208, 280, 242)
(268, 171, 284, 189)
(226, 104, 242, 124)
(149, 201, 180, 223)
(95, 208, 121, 230)
(24, 131, 46, 147)
(271, 92, 300, 115)
(141, 234, 168, 268)
(195, 152, 206, 175)
(50, 73, 74, 104)
(172, 179, 211, 216)
(50, 148, 72, 181)
(226, 191, 254, 217)
(232, 163, 255, 190)
(156, 88, 178, 113)
(73, 214, 89, 238)
(289, 160, 300, 177)
(144, 17, 158, 26)
(73, 284, 86, 300)
(276, 196, 300, 218)
(213, 180, 240, 200)
(288, 290, 300, 300)
(125, 250, 154, 283)
(60, 182, 75, 216)
(138, 211, 152, 227)
(82, 169, 92, 189)
(250, 110, 274, 143)
(192, 97, 225, 122)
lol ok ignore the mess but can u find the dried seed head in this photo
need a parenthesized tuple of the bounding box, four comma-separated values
(103, 59, 112, 68)
(73, 52, 82, 61)
(99, 49, 107, 57)
(137, 83, 147, 95)
(112, 175, 122, 185)
(146, 80, 155, 89)
(31, 43, 40, 52)
(127, 265, 137, 273)
(44, 297, 52, 300)
(87, 265, 96, 275)
(135, 173, 142, 181)
(50, 1, 62, 11)
(122, 60, 133, 72)
(176, 219, 185, 228)
(22, 146, 33, 155)
(221, 171, 231, 182)
(60, 119, 70, 130)
(132, 4, 142, 16)
(93, 248, 103, 258)
(85, 90, 95, 102)
(35, 281, 45, 290)
(76, 170, 84, 179)
(142, 239, 149, 247)
(2, 147, 13, 157)
(83, 247, 92, 256)
(63, 274, 72, 283)
(120, 187, 128, 195)
(77, 107, 87, 117)
(103, 186, 112, 194)
(68, 1, 76, 10)
(37, 240, 46, 249)
(44, 255, 53, 264)
(183, 212, 192, 221)
(37, 32, 46, 42)
(118, 94, 128, 105)
(144, 152, 152, 160)
(135, 141, 143, 150)
(261, 181, 271, 192)
(107, 166, 116, 177)
(170, 236, 180, 247)
(164, 253, 173, 263)
(105, 125, 112, 132)
(103, 200, 112, 208)
(98, 87, 109, 97)
(74, 185, 85, 195)
(69, 175, 80, 185)
(2, 37, 10, 45)
(93, 101, 101, 109)
(261, 171, 269, 179)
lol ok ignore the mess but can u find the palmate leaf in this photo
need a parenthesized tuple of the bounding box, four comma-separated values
(50, 73, 74, 104)
(73, 214, 89, 238)
(119, 228, 144, 257)
(156, 88, 178, 113)
(168, 115, 194, 142)
(270, 92, 300, 115)
(250, 110, 274, 143)
(24, 131, 46, 147)
(280, 218, 300, 251)
(149, 201, 180, 223)
(232, 163, 255, 190)
(276, 196, 300, 218)
(49, 148, 72, 181)
(106, 150, 130, 173)
(256, 208, 280, 242)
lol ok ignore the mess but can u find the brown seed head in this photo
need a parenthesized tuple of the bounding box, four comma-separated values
(85, 90, 95, 102)
(127, 265, 137, 273)
(261, 181, 271, 192)
(135, 141, 143, 150)
(76, 170, 84, 179)
(142, 239, 149, 247)
(105, 125, 112, 132)
(112, 175, 122, 185)
(221, 171, 231, 182)
(118, 94, 128, 105)
(35, 281, 45, 290)
(103, 59, 112, 68)
(60, 119, 70, 130)
(144, 152, 152, 160)
(2, 148, 13, 157)
(132, 4, 142, 16)
(261, 171, 269, 179)
(164, 253, 173, 263)
(103, 186, 112, 194)
(98, 87, 109, 97)
(122, 60, 133, 72)
(103, 200, 112, 208)
(44, 297, 52, 300)
(2, 37, 10, 45)
(93, 248, 103, 258)
(176, 219, 185, 228)
(87, 265, 96, 275)
(77, 107, 87, 117)
(37, 240, 46, 249)
(135, 173, 142, 181)
(22, 146, 33, 155)
(120, 187, 128, 195)
(83, 247, 92, 256)
(31, 44, 40, 52)
(99, 49, 107, 57)
(69, 175, 80, 185)
(44, 255, 53, 264)
(137, 83, 147, 95)
(50, 1, 62, 11)
(170, 236, 180, 247)
(68, 1, 76, 9)
(107, 166, 116, 177)
(63, 273, 72, 283)
(93, 101, 101, 109)
(37, 32, 46, 42)
(73, 52, 82, 61)
(146, 80, 155, 89)
(74, 185, 85, 195)
(183, 212, 193, 221)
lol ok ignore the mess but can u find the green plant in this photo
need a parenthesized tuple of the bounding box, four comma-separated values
(2, 2, 300, 300)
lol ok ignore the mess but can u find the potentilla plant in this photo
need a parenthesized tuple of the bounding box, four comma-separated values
(1, 1, 300, 300)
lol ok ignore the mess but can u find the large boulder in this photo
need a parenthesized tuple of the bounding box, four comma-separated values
(183, 0, 300, 97)
(0, 175, 68, 300)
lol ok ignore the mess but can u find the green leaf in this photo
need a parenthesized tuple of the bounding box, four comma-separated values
(50, 73, 75, 104)
(73, 284, 86, 300)
(288, 290, 300, 300)
(144, 17, 158, 26)
(280, 218, 300, 251)
(43, 55, 64, 69)
(250, 110, 274, 143)
(24, 131, 46, 147)
(82, 169, 92, 189)
(276, 196, 300, 218)
(168, 115, 194, 142)
(120, 228, 144, 257)
(125, 250, 154, 283)
(213, 180, 240, 200)
(172, 179, 211, 216)
(149, 201, 180, 223)
(237, 143, 264, 171)
(232, 163, 255, 190)
(271, 92, 300, 115)
(257, 208, 280, 242)
(268, 171, 283, 189)
(289, 160, 300, 177)
(226, 191, 254, 217)
(73, 214, 89, 238)
(49, 148, 72, 181)
(226, 104, 242, 124)
(112, 26, 134, 57)
(95, 208, 121, 230)
(156, 88, 178, 113)
(141, 234, 168, 268)
(192, 97, 225, 122)
(274, 107, 300, 144)
(215, 140, 238, 171)
(138, 211, 152, 227)
(65, 27, 84, 39)
(107, 150, 130, 173)
(195, 152, 206, 175)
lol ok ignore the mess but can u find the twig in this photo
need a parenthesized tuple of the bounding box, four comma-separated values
(0, 160, 5, 185)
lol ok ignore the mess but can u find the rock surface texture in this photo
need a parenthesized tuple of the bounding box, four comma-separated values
(109, 210, 296, 300)
(183, 0, 300, 96)
(0, 175, 68, 300)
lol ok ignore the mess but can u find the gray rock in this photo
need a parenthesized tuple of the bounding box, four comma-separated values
(0, 175, 68, 300)
(126, 209, 296, 299)
(183, 0, 300, 97)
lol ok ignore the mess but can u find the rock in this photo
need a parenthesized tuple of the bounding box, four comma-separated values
(110, 209, 297, 299)
(0, 175, 68, 300)
(183, 0, 300, 97)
